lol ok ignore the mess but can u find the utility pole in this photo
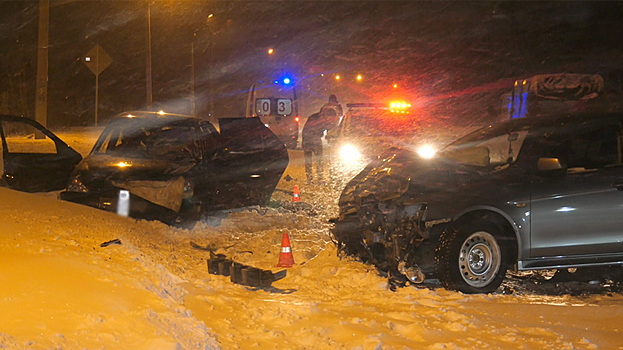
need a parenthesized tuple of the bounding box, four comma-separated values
(35, 0, 49, 130)
(190, 38, 195, 115)
(146, 1, 153, 110)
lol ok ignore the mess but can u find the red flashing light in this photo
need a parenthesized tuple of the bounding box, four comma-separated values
(295, 116, 300, 123)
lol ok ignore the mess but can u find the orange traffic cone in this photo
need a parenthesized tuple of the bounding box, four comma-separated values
(292, 185, 301, 202)
(276, 232, 295, 268)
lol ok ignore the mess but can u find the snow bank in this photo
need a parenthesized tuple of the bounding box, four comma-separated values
(1, 139, 622, 349)
(0, 188, 219, 349)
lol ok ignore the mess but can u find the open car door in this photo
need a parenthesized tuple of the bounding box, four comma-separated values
(216, 117, 289, 207)
(0, 115, 82, 192)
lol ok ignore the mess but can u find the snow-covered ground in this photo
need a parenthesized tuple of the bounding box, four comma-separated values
(1, 128, 622, 350)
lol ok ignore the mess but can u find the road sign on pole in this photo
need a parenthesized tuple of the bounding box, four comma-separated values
(84, 44, 112, 75)
(84, 44, 112, 125)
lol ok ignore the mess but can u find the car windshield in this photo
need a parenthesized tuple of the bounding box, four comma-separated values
(93, 120, 199, 161)
(439, 123, 529, 167)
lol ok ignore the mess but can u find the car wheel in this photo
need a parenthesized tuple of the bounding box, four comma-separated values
(436, 221, 507, 294)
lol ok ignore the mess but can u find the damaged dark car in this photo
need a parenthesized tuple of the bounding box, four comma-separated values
(60, 111, 288, 225)
(333, 112, 623, 293)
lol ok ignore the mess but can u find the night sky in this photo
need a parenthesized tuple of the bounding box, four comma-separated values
(1, 1, 622, 127)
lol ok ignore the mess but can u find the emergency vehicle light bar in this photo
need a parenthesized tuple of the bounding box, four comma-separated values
(346, 103, 389, 109)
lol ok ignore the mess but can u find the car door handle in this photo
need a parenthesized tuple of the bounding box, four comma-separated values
(612, 180, 623, 191)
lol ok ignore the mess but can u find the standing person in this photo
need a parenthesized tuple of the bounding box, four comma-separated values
(302, 109, 335, 185)
(319, 94, 343, 130)
(319, 95, 343, 181)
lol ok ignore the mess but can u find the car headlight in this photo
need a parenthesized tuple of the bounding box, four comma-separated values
(416, 145, 436, 159)
(183, 179, 194, 199)
(339, 144, 361, 161)
(67, 176, 88, 193)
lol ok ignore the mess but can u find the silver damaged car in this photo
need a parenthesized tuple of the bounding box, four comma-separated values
(332, 112, 623, 293)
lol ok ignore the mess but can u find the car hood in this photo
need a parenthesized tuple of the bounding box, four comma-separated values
(73, 154, 195, 183)
(70, 155, 196, 212)
(338, 147, 477, 215)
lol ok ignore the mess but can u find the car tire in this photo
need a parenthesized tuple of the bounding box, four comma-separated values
(435, 221, 507, 294)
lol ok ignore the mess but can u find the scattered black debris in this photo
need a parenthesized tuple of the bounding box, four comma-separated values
(100, 238, 122, 247)
(190, 241, 217, 252)
(503, 267, 623, 296)
(207, 252, 287, 288)
(284, 174, 293, 182)
(376, 264, 623, 296)
(190, 241, 237, 252)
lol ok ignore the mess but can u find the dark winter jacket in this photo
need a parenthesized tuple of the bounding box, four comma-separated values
(319, 102, 343, 130)
(302, 113, 327, 149)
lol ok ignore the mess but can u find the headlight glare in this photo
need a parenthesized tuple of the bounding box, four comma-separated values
(340, 144, 361, 161)
(417, 145, 436, 159)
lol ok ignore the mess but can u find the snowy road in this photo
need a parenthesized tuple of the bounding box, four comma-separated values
(0, 130, 622, 349)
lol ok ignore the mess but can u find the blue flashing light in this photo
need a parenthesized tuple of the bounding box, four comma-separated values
(274, 80, 279, 84)
(283, 77, 291, 85)
(520, 92, 528, 118)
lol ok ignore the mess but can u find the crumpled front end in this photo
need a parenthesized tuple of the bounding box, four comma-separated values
(60, 155, 199, 225)
(332, 148, 438, 283)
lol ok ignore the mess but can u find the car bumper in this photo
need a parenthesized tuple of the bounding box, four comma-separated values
(60, 190, 179, 223)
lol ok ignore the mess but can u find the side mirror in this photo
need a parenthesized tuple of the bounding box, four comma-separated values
(537, 157, 566, 174)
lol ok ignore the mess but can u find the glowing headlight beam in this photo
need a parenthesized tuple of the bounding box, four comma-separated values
(417, 145, 436, 159)
(114, 161, 132, 168)
(339, 144, 361, 161)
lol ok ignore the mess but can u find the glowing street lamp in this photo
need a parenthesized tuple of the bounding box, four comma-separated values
(356, 74, 363, 81)
(268, 48, 274, 55)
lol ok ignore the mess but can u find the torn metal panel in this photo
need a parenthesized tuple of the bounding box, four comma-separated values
(113, 177, 185, 212)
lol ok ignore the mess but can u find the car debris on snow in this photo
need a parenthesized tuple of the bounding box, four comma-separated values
(100, 238, 122, 247)
(207, 252, 287, 288)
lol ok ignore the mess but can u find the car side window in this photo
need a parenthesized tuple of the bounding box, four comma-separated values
(95, 128, 120, 154)
(0, 120, 57, 154)
(583, 125, 620, 168)
(538, 120, 621, 171)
